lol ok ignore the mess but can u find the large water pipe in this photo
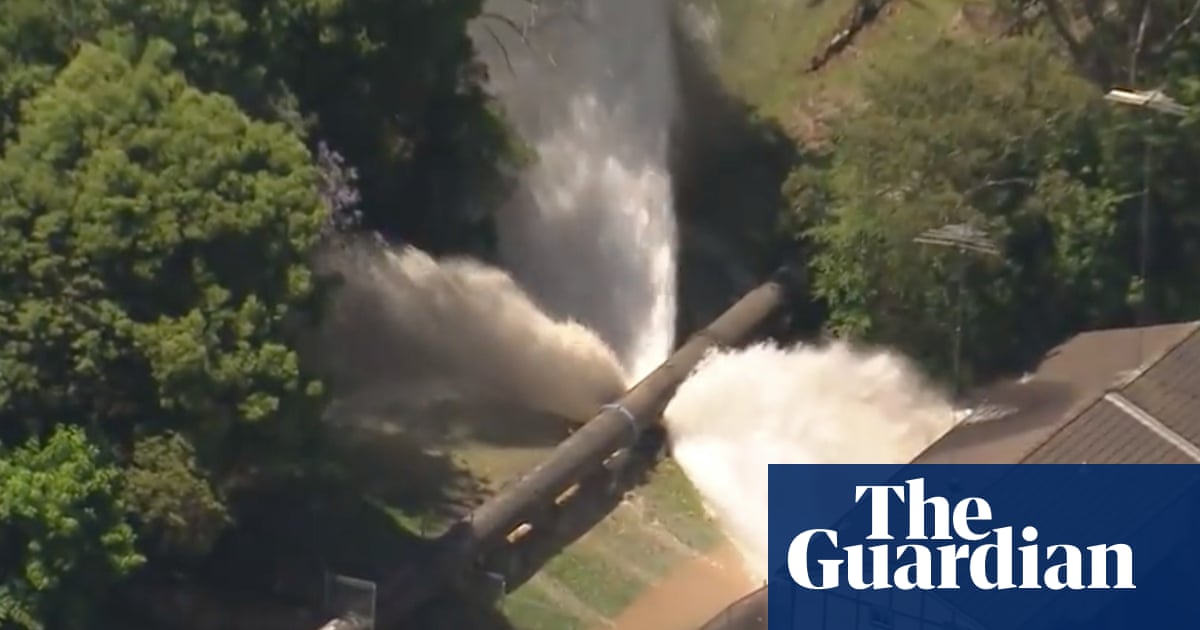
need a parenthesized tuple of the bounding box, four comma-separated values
(317, 264, 806, 630)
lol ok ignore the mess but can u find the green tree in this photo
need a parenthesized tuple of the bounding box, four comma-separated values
(120, 433, 231, 559)
(789, 37, 1133, 381)
(0, 39, 326, 554)
(1006, 0, 1200, 321)
(995, 1, 1200, 323)
(0, 426, 142, 630)
(997, 1, 1200, 86)
(0, 0, 520, 253)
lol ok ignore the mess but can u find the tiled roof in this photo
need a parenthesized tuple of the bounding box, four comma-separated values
(915, 321, 1200, 464)
(1021, 396, 1198, 463)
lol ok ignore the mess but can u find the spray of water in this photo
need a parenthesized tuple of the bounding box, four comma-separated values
(311, 0, 958, 605)
(663, 341, 958, 580)
(465, 0, 961, 591)
(312, 238, 625, 424)
(478, 0, 680, 381)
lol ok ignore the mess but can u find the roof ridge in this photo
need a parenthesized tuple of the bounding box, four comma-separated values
(1014, 323, 1200, 464)
(1104, 391, 1200, 461)
(1112, 322, 1200, 390)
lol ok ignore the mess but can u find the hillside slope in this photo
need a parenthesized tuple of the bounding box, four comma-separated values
(692, 0, 985, 142)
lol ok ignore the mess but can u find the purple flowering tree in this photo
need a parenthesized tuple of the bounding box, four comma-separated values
(316, 141, 363, 234)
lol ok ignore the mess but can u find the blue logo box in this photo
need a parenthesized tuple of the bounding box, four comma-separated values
(767, 464, 1200, 629)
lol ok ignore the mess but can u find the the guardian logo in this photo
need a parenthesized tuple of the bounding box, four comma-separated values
(787, 478, 1136, 592)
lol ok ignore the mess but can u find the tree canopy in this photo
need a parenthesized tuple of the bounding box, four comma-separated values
(0, 0, 519, 252)
(0, 0, 522, 626)
(0, 38, 326, 561)
(0, 0, 529, 621)
(785, 6, 1200, 384)
(1, 0, 1200, 627)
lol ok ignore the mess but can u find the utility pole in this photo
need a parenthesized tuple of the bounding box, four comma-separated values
(913, 223, 1000, 399)
(1103, 88, 1192, 326)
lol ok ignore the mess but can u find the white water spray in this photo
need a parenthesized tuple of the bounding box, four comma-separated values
(313, 0, 962, 605)
(478, 0, 680, 382)
(664, 342, 958, 580)
(469, 0, 962, 589)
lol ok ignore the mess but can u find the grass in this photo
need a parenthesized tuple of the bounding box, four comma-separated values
(710, 0, 862, 119)
(589, 507, 685, 577)
(493, 459, 727, 629)
(634, 459, 728, 551)
(501, 585, 589, 630)
(397, 430, 728, 630)
(330, 406, 728, 630)
(702, 0, 974, 137)
(542, 547, 651, 618)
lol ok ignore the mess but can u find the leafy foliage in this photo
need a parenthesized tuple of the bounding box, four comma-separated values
(997, 0, 1200, 86)
(1011, 1, 1200, 320)
(783, 4, 1200, 384)
(0, 0, 1192, 627)
(0, 426, 142, 630)
(121, 433, 230, 559)
(790, 37, 1134, 379)
(0, 0, 525, 627)
(0, 39, 326, 550)
(0, 0, 520, 253)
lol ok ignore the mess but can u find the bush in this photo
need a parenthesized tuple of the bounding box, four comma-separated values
(0, 427, 142, 630)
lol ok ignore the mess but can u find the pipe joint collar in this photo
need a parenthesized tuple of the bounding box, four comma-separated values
(600, 402, 639, 439)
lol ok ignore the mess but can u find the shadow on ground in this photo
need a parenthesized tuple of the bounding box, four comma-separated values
(109, 473, 441, 629)
(333, 422, 493, 526)
(389, 428, 671, 629)
(330, 393, 580, 450)
(324, 399, 589, 525)
(138, 434, 536, 630)
(669, 11, 807, 339)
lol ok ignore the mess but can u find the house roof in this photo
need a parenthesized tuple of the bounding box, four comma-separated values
(699, 321, 1200, 630)
(914, 320, 1200, 464)
(912, 320, 1200, 626)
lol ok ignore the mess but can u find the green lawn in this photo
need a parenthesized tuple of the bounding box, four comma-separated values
(701, 0, 972, 136)
(500, 583, 590, 630)
(496, 462, 726, 629)
(542, 546, 650, 617)
(632, 459, 727, 551)
(334, 407, 728, 630)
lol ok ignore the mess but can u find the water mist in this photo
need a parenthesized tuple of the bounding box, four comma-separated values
(663, 341, 959, 580)
(313, 0, 963, 607)
(313, 0, 684, 438)
(313, 239, 625, 427)
(476, 0, 680, 382)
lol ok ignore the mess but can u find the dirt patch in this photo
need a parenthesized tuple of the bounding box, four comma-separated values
(603, 543, 758, 630)
(946, 1, 1011, 40)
